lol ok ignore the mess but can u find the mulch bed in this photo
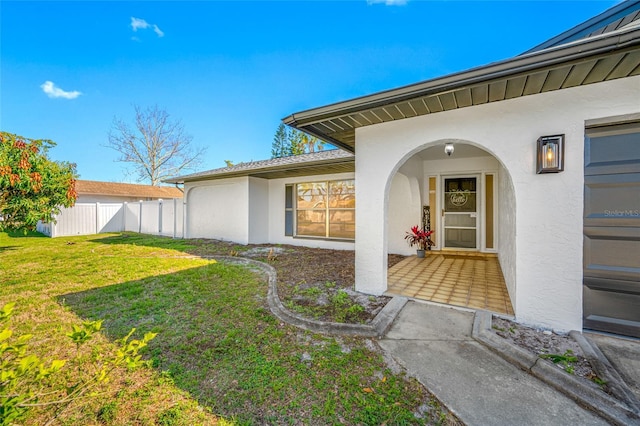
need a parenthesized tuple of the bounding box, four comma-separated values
(185, 239, 405, 324)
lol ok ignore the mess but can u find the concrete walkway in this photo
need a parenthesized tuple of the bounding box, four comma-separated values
(588, 332, 640, 402)
(248, 254, 638, 425)
(378, 301, 610, 426)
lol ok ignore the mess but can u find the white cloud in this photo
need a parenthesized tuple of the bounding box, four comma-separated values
(153, 24, 164, 38)
(40, 81, 82, 99)
(130, 17, 150, 31)
(367, 0, 408, 5)
(130, 16, 164, 38)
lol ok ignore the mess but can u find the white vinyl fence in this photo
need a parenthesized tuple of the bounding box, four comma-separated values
(36, 199, 184, 238)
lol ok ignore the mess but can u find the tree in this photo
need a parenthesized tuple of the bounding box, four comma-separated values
(293, 131, 326, 154)
(271, 123, 299, 158)
(0, 131, 78, 231)
(107, 105, 206, 185)
(271, 124, 327, 159)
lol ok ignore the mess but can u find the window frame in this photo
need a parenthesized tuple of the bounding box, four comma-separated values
(288, 179, 355, 241)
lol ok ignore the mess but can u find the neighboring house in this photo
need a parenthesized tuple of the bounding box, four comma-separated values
(167, 2, 640, 337)
(75, 180, 183, 203)
(37, 180, 183, 238)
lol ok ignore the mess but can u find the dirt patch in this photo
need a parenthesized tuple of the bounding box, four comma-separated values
(181, 239, 399, 324)
(186, 238, 611, 395)
(491, 316, 609, 391)
(265, 246, 395, 324)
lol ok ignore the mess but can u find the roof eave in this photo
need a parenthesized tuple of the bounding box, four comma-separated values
(163, 155, 355, 184)
(522, 0, 640, 54)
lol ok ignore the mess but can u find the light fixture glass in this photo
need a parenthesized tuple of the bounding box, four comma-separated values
(536, 135, 564, 174)
(444, 142, 454, 156)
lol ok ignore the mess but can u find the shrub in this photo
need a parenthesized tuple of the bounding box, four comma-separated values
(0, 302, 156, 425)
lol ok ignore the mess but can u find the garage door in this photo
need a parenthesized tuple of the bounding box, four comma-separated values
(584, 120, 640, 338)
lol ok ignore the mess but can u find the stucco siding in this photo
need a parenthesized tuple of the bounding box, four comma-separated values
(185, 177, 250, 244)
(421, 156, 499, 175)
(498, 163, 517, 308)
(355, 148, 390, 295)
(248, 177, 269, 244)
(183, 172, 356, 249)
(355, 75, 640, 331)
(388, 172, 422, 255)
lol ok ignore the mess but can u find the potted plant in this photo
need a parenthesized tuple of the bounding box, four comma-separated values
(405, 225, 434, 258)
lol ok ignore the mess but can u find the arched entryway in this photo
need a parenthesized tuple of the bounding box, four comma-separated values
(384, 140, 517, 316)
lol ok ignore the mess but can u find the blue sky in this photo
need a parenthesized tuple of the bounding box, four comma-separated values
(1, 0, 618, 184)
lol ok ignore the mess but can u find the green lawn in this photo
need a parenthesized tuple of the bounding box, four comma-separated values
(0, 232, 451, 425)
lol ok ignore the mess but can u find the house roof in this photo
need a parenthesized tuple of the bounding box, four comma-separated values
(164, 149, 355, 184)
(282, 1, 640, 153)
(76, 180, 183, 199)
(523, 0, 640, 54)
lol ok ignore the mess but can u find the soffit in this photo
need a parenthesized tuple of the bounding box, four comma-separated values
(284, 29, 640, 153)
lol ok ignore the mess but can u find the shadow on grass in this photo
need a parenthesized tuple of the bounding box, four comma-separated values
(59, 261, 279, 423)
(4, 230, 48, 238)
(58, 258, 431, 425)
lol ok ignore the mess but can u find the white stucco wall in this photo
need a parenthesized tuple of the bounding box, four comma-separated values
(248, 177, 269, 244)
(498, 163, 517, 307)
(388, 172, 422, 255)
(421, 156, 499, 176)
(185, 177, 250, 244)
(387, 156, 425, 255)
(267, 172, 356, 250)
(184, 172, 356, 249)
(355, 75, 640, 332)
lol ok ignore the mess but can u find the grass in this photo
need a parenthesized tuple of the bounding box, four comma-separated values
(1, 231, 454, 425)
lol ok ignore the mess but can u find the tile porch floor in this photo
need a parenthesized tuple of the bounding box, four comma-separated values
(386, 251, 514, 316)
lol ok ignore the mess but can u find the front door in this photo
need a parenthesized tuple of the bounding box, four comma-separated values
(443, 176, 478, 250)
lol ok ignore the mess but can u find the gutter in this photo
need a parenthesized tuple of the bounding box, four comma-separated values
(282, 26, 640, 128)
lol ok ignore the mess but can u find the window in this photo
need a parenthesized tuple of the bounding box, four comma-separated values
(289, 179, 355, 240)
(284, 185, 294, 236)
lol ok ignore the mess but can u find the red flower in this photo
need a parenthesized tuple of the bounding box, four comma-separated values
(405, 225, 435, 250)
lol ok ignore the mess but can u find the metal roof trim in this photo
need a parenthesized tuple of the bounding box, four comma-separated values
(522, 0, 640, 54)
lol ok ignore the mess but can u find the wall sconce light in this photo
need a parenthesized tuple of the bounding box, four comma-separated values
(444, 142, 454, 156)
(536, 135, 564, 174)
